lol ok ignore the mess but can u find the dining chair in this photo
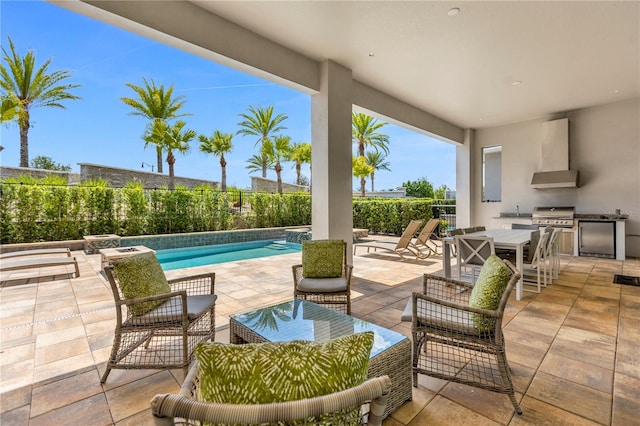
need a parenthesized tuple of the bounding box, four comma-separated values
(544, 228, 562, 280)
(455, 235, 495, 283)
(521, 231, 550, 293)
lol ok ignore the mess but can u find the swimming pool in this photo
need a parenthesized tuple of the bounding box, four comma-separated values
(156, 239, 301, 271)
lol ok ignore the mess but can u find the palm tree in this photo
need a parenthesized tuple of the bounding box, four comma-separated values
(364, 150, 391, 192)
(352, 112, 390, 158)
(199, 130, 233, 192)
(267, 135, 292, 194)
(121, 77, 189, 173)
(236, 105, 287, 178)
(246, 153, 275, 175)
(144, 120, 195, 190)
(352, 155, 373, 197)
(0, 37, 81, 167)
(287, 142, 312, 186)
(0, 95, 20, 123)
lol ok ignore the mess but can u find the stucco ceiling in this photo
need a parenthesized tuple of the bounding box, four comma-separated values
(190, 1, 639, 129)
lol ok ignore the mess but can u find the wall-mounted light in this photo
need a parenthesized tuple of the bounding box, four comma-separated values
(141, 162, 154, 172)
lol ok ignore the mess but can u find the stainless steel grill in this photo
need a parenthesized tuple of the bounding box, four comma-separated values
(532, 206, 575, 227)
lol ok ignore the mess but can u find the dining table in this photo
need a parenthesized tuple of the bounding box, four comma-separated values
(441, 228, 533, 300)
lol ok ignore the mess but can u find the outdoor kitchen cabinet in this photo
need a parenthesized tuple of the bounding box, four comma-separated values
(558, 230, 575, 255)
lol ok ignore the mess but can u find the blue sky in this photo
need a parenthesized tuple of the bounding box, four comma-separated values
(0, 0, 456, 191)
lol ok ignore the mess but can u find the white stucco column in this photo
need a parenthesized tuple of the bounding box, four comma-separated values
(455, 128, 474, 228)
(311, 60, 354, 261)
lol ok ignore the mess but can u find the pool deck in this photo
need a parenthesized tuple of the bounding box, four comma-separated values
(1, 242, 639, 425)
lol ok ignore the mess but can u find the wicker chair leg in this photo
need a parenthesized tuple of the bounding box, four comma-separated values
(101, 332, 122, 383)
(411, 333, 424, 387)
(497, 351, 522, 415)
(100, 365, 112, 384)
(509, 393, 523, 415)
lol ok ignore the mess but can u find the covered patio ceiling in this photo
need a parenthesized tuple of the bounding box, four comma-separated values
(57, 1, 640, 131)
(48, 1, 640, 246)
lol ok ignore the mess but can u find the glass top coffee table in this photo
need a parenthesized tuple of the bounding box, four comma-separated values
(230, 299, 412, 418)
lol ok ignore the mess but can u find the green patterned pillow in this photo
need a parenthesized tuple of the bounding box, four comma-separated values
(111, 251, 171, 316)
(195, 332, 374, 406)
(468, 255, 512, 331)
(302, 239, 344, 278)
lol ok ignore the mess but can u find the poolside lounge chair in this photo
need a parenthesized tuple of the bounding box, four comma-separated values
(0, 248, 71, 259)
(0, 256, 80, 278)
(410, 218, 441, 256)
(353, 219, 425, 260)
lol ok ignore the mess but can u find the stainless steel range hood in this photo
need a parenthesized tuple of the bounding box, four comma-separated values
(531, 169, 579, 189)
(530, 118, 579, 189)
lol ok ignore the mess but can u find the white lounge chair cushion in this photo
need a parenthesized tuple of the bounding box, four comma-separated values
(405, 297, 479, 334)
(127, 294, 217, 326)
(0, 256, 77, 273)
(0, 248, 70, 259)
(296, 277, 349, 292)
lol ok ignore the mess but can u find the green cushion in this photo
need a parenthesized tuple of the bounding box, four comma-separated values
(301, 239, 344, 278)
(111, 251, 171, 316)
(195, 332, 374, 405)
(468, 255, 512, 331)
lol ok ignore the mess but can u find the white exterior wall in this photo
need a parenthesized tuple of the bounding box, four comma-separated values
(472, 98, 640, 257)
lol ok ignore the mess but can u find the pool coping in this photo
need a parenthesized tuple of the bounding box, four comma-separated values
(0, 226, 310, 253)
(120, 227, 303, 251)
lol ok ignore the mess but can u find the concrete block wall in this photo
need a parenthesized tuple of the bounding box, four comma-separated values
(0, 166, 80, 184)
(251, 176, 308, 193)
(79, 163, 219, 189)
(1, 164, 219, 189)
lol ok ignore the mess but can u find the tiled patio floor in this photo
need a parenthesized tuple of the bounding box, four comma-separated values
(1, 246, 639, 425)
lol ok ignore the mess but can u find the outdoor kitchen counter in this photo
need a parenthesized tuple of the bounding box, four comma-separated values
(497, 213, 533, 218)
(575, 214, 628, 221)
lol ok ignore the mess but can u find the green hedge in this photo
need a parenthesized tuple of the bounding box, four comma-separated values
(353, 198, 435, 234)
(0, 178, 451, 244)
(0, 179, 312, 244)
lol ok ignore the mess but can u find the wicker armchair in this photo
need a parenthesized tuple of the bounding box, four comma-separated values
(411, 259, 523, 414)
(293, 240, 353, 314)
(151, 361, 391, 425)
(101, 264, 216, 383)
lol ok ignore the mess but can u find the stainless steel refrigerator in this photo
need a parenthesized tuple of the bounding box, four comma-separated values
(578, 221, 615, 258)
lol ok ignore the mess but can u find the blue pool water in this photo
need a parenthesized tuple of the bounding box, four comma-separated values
(156, 240, 301, 271)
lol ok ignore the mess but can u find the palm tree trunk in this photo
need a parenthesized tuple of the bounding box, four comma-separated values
(19, 114, 30, 167)
(167, 150, 175, 190)
(275, 162, 283, 194)
(220, 156, 227, 192)
(370, 172, 375, 192)
(261, 156, 267, 178)
(360, 177, 366, 197)
(296, 162, 301, 186)
(156, 145, 164, 174)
